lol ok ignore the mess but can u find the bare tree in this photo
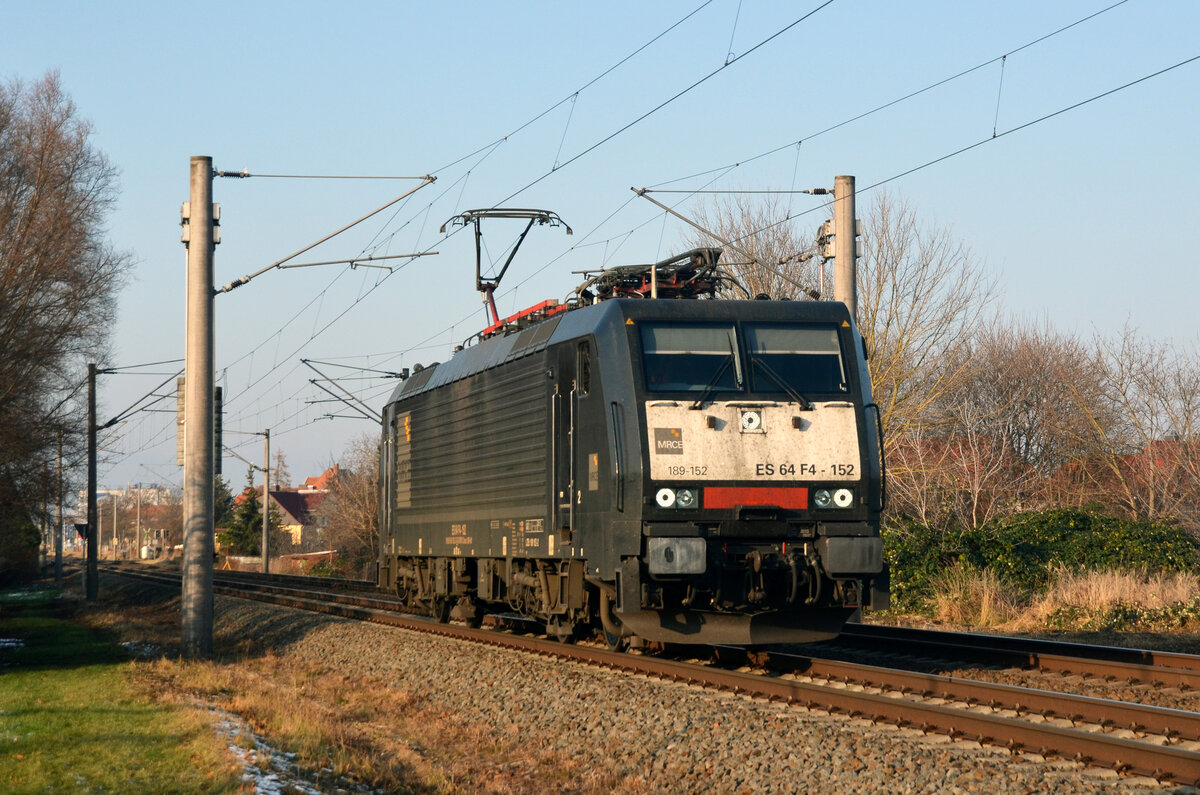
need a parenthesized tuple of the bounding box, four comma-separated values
(1070, 328, 1200, 526)
(960, 322, 1101, 477)
(929, 321, 1108, 519)
(857, 191, 997, 461)
(271, 451, 291, 490)
(0, 72, 130, 577)
(685, 193, 819, 299)
(885, 424, 959, 531)
(316, 434, 379, 573)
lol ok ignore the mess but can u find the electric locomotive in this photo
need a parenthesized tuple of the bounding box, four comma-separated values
(377, 246, 886, 646)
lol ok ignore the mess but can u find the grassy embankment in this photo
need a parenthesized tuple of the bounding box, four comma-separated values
(61, 575, 600, 794)
(882, 508, 1200, 642)
(927, 565, 1200, 633)
(0, 585, 241, 793)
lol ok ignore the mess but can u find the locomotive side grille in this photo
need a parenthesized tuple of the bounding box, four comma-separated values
(405, 354, 548, 512)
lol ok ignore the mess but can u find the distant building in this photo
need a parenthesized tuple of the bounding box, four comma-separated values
(268, 490, 328, 548)
(76, 483, 179, 511)
(300, 465, 339, 493)
(259, 465, 339, 549)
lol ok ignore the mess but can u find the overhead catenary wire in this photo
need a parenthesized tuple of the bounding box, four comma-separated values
(123, 26, 1177, 476)
(992, 55, 1008, 138)
(647, 0, 1134, 191)
(124, 3, 796, 449)
(724, 0, 744, 65)
(217, 176, 435, 294)
(104, 358, 185, 372)
(488, 0, 838, 208)
(427, 0, 717, 177)
(747, 51, 1200, 243)
(100, 369, 184, 429)
(220, 162, 489, 409)
(217, 171, 433, 180)
(96, 1, 1153, 486)
(631, 52, 1200, 297)
(511, 46, 1200, 322)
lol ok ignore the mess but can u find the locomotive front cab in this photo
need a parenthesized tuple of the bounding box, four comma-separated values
(619, 302, 885, 644)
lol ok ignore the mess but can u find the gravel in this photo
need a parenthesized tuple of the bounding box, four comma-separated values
(210, 594, 1196, 794)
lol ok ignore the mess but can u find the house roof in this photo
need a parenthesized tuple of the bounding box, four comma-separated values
(302, 465, 339, 492)
(269, 490, 327, 526)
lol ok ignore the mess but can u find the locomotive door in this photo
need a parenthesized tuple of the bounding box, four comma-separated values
(552, 345, 576, 533)
(552, 341, 602, 531)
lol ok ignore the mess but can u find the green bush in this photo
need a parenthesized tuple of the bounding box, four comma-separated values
(307, 558, 351, 578)
(1045, 597, 1200, 632)
(881, 519, 964, 610)
(0, 514, 41, 586)
(883, 508, 1200, 611)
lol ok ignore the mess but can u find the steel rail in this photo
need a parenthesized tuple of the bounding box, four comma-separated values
(760, 649, 1200, 743)
(844, 623, 1200, 673)
(105, 564, 1200, 785)
(837, 624, 1200, 690)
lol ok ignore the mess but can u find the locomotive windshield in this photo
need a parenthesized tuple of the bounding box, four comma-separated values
(639, 322, 847, 396)
(640, 324, 741, 393)
(744, 324, 848, 395)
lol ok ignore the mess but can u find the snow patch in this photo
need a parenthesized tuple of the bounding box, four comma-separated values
(120, 640, 162, 658)
(209, 707, 379, 794)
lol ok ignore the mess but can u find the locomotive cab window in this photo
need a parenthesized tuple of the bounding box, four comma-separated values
(744, 325, 848, 395)
(640, 324, 742, 393)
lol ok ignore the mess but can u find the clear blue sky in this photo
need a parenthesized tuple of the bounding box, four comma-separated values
(7, 1, 1198, 493)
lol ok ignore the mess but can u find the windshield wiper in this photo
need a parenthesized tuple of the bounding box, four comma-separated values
(752, 358, 813, 411)
(691, 332, 742, 409)
(690, 355, 733, 410)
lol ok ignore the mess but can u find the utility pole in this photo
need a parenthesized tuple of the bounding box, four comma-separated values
(262, 429, 270, 574)
(112, 494, 118, 560)
(40, 462, 48, 572)
(833, 175, 858, 320)
(181, 156, 216, 659)
(136, 482, 142, 560)
(86, 363, 98, 601)
(55, 433, 62, 582)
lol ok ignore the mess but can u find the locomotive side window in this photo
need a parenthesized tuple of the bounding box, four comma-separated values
(640, 324, 742, 393)
(744, 325, 848, 395)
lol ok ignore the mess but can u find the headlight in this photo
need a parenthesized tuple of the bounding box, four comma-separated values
(656, 487, 697, 509)
(675, 488, 697, 509)
(814, 488, 854, 510)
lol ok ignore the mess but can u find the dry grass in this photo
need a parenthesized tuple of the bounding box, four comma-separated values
(136, 653, 636, 794)
(1042, 566, 1197, 610)
(927, 564, 1020, 627)
(1014, 567, 1200, 630)
(923, 564, 1200, 634)
(137, 655, 444, 792)
(79, 577, 634, 794)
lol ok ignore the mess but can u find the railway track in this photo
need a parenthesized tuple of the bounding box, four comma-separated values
(106, 562, 1200, 786)
(836, 623, 1200, 690)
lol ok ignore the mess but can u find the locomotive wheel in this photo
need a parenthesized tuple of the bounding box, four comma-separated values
(430, 597, 451, 623)
(460, 597, 484, 628)
(548, 616, 578, 644)
(602, 626, 629, 653)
